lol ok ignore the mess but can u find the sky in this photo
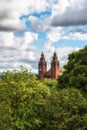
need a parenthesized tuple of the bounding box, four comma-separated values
(0, 0, 87, 73)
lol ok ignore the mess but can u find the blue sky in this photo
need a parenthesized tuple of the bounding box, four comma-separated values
(0, 0, 87, 73)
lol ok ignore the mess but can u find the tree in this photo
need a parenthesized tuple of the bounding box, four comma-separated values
(0, 67, 51, 130)
(58, 46, 87, 93)
(0, 66, 87, 130)
(34, 88, 87, 130)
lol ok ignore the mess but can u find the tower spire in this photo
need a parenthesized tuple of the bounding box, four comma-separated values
(38, 52, 60, 80)
(51, 52, 60, 79)
(38, 52, 47, 79)
(41, 52, 44, 56)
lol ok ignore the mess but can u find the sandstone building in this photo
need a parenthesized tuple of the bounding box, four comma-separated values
(38, 52, 60, 79)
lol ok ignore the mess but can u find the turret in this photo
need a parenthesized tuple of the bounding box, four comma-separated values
(51, 52, 60, 79)
(38, 52, 47, 79)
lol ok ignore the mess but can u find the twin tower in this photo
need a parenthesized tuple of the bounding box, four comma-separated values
(38, 52, 60, 79)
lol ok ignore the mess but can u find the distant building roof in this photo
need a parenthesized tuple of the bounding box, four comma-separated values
(60, 67, 65, 75)
(46, 69, 51, 77)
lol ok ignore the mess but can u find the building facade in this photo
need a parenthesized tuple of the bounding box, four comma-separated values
(38, 52, 60, 79)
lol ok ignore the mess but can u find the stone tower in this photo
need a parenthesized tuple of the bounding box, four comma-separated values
(51, 52, 60, 79)
(38, 52, 47, 79)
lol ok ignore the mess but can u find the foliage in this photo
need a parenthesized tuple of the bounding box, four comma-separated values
(43, 88, 87, 130)
(0, 66, 87, 130)
(0, 67, 51, 130)
(58, 46, 87, 94)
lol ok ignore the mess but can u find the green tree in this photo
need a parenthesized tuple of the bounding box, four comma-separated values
(36, 88, 87, 130)
(0, 66, 87, 130)
(0, 67, 51, 130)
(58, 46, 87, 93)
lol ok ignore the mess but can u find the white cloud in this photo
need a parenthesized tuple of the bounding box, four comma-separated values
(0, 0, 53, 31)
(0, 31, 38, 73)
(63, 30, 87, 41)
(20, 32, 38, 50)
(43, 45, 80, 69)
(72, 33, 87, 40)
(47, 27, 62, 42)
(52, 0, 69, 16)
(29, 16, 39, 24)
(51, 0, 87, 26)
(56, 47, 80, 66)
(0, 32, 16, 47)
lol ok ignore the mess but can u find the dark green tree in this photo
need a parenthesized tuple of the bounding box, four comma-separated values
(58, 46, 87, 93)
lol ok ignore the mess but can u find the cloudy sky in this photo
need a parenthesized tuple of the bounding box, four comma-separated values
(0, 0, 87, 73)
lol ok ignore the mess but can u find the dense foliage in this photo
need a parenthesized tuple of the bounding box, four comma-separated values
(0, 46, 87, 130)
(58, 46, 87, 94)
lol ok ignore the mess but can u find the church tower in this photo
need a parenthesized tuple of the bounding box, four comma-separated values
(51, 52, 60, 79)
(38, 52, 47, 79)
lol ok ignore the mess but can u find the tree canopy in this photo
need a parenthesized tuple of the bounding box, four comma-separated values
(58, 46, 87, 94)
(0, 66, 87, 129)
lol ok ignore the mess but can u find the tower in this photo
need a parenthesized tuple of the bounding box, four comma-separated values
(51, 52, 60, 79)
(38, 52, 47, 79)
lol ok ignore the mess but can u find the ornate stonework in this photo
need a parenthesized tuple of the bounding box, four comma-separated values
(38, 52, 60, 79)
